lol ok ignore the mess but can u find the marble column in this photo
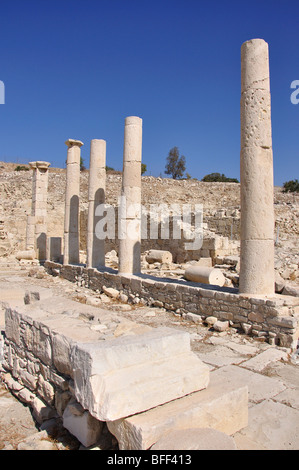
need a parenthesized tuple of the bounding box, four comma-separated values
(26, 161, 50, 260)
(86, 139, 106, 268)
(64, 139, 83, 265)
(239, 39, 275, 295)
(118, 116, 142, 274)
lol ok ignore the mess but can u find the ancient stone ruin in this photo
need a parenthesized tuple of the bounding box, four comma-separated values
(0, 39, 298, 450)
(240, 39, 275, 296)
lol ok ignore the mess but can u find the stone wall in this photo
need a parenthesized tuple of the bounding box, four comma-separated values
(1, 305, 115, 448)
(1, 299, 248, 449)
(2, 308, 75, 427)
(80, 207, 240, 264)
(204, 212, 241, 240)
(44, 261, 299, 350)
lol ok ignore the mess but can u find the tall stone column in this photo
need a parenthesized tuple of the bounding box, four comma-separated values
(118, 116, 142, 275)
(86, 139, 106, 268)
(26, 161, 50, 260)
(64, 139, 83, 265)
(239, 39, 275, 295)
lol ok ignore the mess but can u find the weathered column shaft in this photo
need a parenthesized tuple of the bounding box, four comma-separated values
(64, 139, 83, 265)
(239, 39, 275, 295)
(26, 161, 50, 260)
(118, 116, 142, 274)
(86, 139, 106, 268)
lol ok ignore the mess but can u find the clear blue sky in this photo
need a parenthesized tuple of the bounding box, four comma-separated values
(0, 0, 298, 186)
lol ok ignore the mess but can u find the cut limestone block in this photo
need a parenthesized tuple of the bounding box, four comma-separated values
(151, 428, 237, 450)
(184, 266, 225, 286)
(63, 399, 104, 448)
(107, 368, 248, 450)
(15, 249, 36, 260)
(71, 327, 210, 421)
(146, 250, 173, 264)
(233, 399, 299, 450)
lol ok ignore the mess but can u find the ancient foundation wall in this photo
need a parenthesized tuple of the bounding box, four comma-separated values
(1, 301, 248, 449)
(79, 208, 239, 264)
(45, 261, 299, 350)
(2, 307, 74, 423)
(204, 215, 240, 240)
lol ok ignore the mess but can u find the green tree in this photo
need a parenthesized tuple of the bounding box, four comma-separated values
(80, 157, 86, 171)
(283, 179, 299, 193)
(14, 165, 29, 171)
(141, 163, 147, 175)
(165, 147, 186, 179)
(201, 172, 239, 183)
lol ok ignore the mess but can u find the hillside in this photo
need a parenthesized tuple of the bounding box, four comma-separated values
(0, 162, 298, 287)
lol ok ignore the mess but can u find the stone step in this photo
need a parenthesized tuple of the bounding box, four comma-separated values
(151, 427, 237, 450)
(71, 328, 210, 421)
(0, 259, 21, 268)
(0, 269, 22, 277)
(0, 265, 21, 270)
(107, 367, 248, 450)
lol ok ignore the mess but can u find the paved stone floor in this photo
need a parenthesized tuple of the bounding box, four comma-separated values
(0, 262, 298, 450)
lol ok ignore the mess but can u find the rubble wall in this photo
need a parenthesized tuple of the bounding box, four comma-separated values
(45, 261, 299, 350)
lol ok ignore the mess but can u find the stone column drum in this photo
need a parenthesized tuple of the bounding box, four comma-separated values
(86, 139, 106, 268)
(118, 116, 142, 274)
(64, 139, 83, 265)
(26, 161, 50, 260)
(239, 39, 275, 295)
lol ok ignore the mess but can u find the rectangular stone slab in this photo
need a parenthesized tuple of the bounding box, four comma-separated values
(71, 327, 210, 421)
(107, 369, 248, 450)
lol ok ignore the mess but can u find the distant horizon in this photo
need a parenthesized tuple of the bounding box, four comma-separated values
(1, 158, 294, 189)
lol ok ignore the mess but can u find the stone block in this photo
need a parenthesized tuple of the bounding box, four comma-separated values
(211, 365, 286, 403)
(184, 266, 225, 287)
(233, 400, 299, 450)
(107, 369, 248, 450)
(25, 324, 52, 366)
(55, 390, 72, 417)
(213, 320, 230, 332)
(32, 396, 57, 424)
(241, 348, 289, 373)
(63, 399, 104, 448)
(24, 291, 40, 304)
(5, 308, 21, 346)
(15, 249, 36, 260)
(51, 332, 74, 377)
(146, 250, 173, 264)
(71, 327, 210, 421)
(151, 428, 237, 450)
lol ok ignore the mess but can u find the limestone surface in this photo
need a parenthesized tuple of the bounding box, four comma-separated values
(118, 116, 142, 275)
(71, 327, 210, 421)
(151, 427, 237, 450)
(239, 39, 275, 295)
(107, 369, 248, 450)
(64, 139, 83, 265)
(86, 139, 106, 268)
(184, 265, 226, 286)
